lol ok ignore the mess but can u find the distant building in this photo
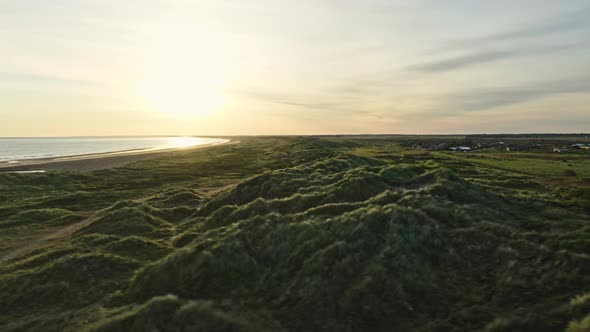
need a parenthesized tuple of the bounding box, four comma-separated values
(433, 143, 450, 151)
(458, 146, 471, 152)
(506, 146, 530, 152)
(571, 143, 587, 149)
(553, 147, 570, 153)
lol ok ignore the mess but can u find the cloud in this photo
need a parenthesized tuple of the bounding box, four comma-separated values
(230, 89, 349, 111)
(0, 72, 102, 88)
(390, 77, 590, 122)
(408, 41, 589, 73)
(455, 6, 590, 46)
(405, 6, 590, 73)
(392, 76, 590, 125)
(407, 50, 512, 72)
(449, 77, 590, 112)
(269, 100, 344, 110)
(230, 89, 391, 121)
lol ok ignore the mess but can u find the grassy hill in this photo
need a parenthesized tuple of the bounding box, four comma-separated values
(0, 136, 589, 331)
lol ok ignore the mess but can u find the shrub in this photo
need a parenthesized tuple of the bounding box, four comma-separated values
(565, 315, 590, 332)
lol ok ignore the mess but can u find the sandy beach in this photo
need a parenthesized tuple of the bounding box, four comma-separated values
(0, 139, 235, 172)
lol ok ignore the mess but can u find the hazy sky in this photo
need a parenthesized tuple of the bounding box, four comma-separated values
(1, 0, 589, 136)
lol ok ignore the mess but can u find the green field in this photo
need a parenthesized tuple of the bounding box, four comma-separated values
(1, 136, 589, 331)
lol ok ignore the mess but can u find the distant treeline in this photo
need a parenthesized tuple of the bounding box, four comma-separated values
(468, 133, 590, 139)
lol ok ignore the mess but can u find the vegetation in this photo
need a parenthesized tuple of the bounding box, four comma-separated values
(0, 136, 589, 331)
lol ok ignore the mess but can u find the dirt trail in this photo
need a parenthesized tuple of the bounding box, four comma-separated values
(0, 213, 97, 264)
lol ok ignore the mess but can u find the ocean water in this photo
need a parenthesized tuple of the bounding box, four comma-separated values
(0, 136, 227, 162)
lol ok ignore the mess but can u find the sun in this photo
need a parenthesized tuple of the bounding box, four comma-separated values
(142, 25, 227, 118)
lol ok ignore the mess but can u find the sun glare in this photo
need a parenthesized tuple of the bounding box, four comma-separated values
(142, 24, 227, 118)
(166, 136, 213, 148)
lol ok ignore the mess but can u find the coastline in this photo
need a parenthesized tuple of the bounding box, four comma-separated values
(0, 139, 234, 172)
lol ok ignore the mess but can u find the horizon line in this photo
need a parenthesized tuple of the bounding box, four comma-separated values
(1, 133, 589, 139)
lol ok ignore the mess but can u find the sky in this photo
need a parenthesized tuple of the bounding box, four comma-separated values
(1, 0, 589, 136)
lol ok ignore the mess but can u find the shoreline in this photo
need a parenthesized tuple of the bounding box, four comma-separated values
(0, 139, 234, 173)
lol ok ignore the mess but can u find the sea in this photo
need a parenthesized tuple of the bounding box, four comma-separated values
(0, 136, 227, 162)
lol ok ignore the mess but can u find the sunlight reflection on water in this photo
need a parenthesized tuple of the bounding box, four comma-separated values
(165, 136, 223, 148)
(0, 137, 229, 162)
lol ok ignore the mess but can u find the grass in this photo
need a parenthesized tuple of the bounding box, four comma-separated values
(435, 151, 590, 187)
(0, 136, 589, 331)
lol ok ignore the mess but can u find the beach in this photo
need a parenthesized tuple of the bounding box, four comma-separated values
(0, 139, 234, 172)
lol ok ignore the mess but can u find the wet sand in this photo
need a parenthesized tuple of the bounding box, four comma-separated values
(0, 140, 235, 172)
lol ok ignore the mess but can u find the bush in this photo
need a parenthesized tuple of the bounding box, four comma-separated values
(565, 315, 590, 332)
(2, 136, 590, 332)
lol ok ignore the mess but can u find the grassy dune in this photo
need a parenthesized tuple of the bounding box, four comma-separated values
(0, 136, 589, 331)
